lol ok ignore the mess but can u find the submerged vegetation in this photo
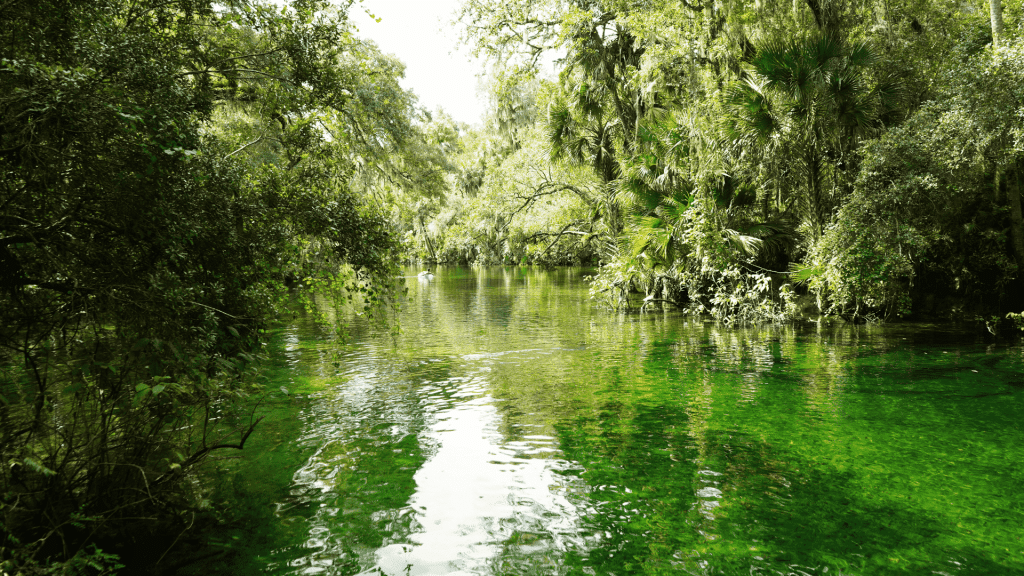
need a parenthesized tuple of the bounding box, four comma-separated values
(1, 0, 1023, 572)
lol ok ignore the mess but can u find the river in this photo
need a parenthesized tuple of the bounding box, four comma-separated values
(177, 266, 1024, 576)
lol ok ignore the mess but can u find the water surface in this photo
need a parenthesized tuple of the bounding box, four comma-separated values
(183, 266, 1024, 575)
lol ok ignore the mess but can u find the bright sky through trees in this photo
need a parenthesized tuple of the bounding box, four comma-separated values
(351, 0, 486, 126)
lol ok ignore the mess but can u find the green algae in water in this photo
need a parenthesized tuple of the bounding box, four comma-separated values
(178, 268, 1024, 576)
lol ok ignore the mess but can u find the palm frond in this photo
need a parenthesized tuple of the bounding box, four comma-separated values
(618, 175, 662, 214)
(739, 217, 799, 261)
(806, 34, 843, 71)
(789, 262, 823, 285)
(546, 100, 571, 161)
(847, 41, 876, 68)
(722, 228, 764, 258)
(629, 215, 673, 262)
(752, 37, 800, 88)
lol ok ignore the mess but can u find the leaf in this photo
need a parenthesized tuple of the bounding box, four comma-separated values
(24, 457, 56, 477)
(134, 384, 151, 405)
(789, 262, 823, 285)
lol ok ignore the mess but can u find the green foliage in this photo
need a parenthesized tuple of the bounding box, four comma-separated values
(389, 93, 604, 266)
(1, 543, 123, 575)
(806, 37, 1024, 319)
(722, 32, 898, 239)
(590, 191, 794, 322)
(807, 192, 926, 320)
(0, 0, 407, 568)
(450, 0, 1024, 321)
(1008, 311, 1024, 331)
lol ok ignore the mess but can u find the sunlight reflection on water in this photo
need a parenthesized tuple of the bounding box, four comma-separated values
(198, 266, 1024, 576)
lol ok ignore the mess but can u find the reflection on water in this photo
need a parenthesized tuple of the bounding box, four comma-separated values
(182, 267, 1024, 576)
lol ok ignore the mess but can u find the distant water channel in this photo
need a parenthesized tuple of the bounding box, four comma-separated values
(180, 266, 1024, 576)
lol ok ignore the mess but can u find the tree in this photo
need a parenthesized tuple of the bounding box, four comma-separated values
(805, 37, 1024, 319)
(930, 38, 1024, 272)
(452, 0, 1019, 320)
(991, 0, 1005, 46)
(0, 0, 407, 568)
(459, 0, 657, 238)
(723, 33, 898, 238)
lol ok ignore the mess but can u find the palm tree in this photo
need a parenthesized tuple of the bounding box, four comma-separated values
(546, 13, 660, 237)
(723, 33, 897, 238)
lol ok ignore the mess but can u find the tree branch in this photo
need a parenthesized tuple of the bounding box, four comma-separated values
(224, 131, 267, 159)
(213, 48, 288, 67)
(521, 225, 593, 242)
(537, 222, 578, 259)
(154, 416, 264, 486)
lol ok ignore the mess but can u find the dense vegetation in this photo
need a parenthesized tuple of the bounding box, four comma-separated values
(0, 0, 420, 572)
(395, 0, 1024, 324)
(1, 0, 1023, 572)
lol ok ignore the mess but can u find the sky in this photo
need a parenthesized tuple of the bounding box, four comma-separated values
(348, 0, 489, 126)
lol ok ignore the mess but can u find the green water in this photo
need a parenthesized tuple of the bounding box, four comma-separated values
(182, 266, 1024, 576)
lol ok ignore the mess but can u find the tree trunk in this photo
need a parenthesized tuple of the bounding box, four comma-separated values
(1008, 165, 1024, 273)
(994, 166, 1003, 203)
(807, 149, 824, 238)
(990, 0, 1004, 47)
(418, 214, 438, 262)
